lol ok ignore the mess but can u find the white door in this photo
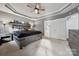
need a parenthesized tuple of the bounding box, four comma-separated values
(44, 21, 50, 37)
(44, 18, 67, 40)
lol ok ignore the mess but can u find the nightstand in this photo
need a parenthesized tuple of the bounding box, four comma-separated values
(0, 33, 11, 45)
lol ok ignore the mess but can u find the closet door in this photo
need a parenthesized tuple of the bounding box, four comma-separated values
(44, 18, 67, 40)
(50, 18, 66, 40)
(44, 21, 50, 37)
(50, 20, 57, 38)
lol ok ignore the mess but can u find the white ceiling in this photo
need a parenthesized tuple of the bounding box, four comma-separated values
(0, 3, 68, 18)
(9, 3, 67, 18)
(0, 3, 78, 19)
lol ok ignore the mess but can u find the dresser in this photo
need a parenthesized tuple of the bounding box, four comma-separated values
(67, 30, 79, 56)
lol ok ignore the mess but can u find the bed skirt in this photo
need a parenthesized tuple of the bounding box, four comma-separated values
(12, 33, 42, 49)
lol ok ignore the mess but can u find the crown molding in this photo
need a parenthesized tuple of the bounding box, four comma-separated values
(38, 3, 72, 20)
(5, 3, 78, 21)
(5, 3, 33, 20)
(38, 3, 79, 20)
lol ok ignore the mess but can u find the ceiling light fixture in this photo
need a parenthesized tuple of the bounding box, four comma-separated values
(34, 7, 39, 14)
(27, 3, 45, 14)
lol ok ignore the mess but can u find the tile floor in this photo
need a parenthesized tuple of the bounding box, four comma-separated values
(0, 38, 73, 56)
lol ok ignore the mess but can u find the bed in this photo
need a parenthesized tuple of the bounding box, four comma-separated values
(12, 30, 42, 49)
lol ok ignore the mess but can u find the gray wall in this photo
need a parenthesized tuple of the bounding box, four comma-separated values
(0, 11, 45, 34)
(0, 11, 32, 34)
(42, 7, 78, 21)
(34, 20, 44, 34)
(38, 7, 79, 37)
(0, 7, 78, 35)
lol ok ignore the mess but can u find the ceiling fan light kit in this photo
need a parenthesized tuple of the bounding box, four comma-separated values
(27, 3, 45, 14)
(34, 8, 39, 14)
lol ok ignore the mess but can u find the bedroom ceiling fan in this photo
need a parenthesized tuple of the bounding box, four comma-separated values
(27, 3, 45, 14)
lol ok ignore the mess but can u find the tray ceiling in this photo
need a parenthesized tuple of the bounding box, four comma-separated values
(0, 3, 68, 18)
(0, 3, 78, 19)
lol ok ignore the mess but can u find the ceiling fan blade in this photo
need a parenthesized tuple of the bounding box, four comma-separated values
(27, 3, 35, 8)
(37, 3, 45, 11)
(27, 5, 31, 8)
(41, 9, 45, 11)
(27, 5, 34, 8)
(39, 9, 45, 11)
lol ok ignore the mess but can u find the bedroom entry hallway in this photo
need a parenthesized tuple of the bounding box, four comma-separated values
(0, 38, 73, 56)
